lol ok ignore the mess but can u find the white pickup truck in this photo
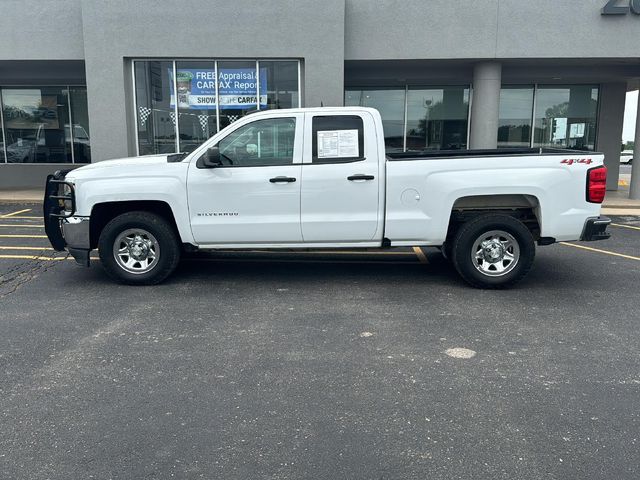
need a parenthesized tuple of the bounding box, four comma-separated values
(44, 107, 611, 288)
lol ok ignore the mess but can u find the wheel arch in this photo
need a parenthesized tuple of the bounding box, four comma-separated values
(447, 194, 542, 241)
(90, 200, 182, 249)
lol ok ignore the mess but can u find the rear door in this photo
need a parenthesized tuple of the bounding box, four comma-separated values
(300, 112, 381, 242)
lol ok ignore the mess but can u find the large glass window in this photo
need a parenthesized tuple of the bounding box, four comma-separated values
(215, 117, 296, 167)
(406, 87, 470, 151)
(345, 89, 405, 152)
(498, 87, 534, 148)
(260, 61, 299, 111)
(217, 61, 261, 131)
(0, 92, 5, 163)
(2, 87, 74, 163)
(134, 59, 300, 155)
(69, 88, 91, 163)
(134, 61, 175, 155)
(174, 61, 218, 153)
(533, 86, 599, 151)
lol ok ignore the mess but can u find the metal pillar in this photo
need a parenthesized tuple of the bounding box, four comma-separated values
(629, 91, 640, 199)
(469, 62, 502, 150)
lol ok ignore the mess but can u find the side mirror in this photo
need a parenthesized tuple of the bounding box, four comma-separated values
(197, 146, 223, 168)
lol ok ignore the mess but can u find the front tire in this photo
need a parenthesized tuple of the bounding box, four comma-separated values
(451, 214, 535, 289)
(98, 211, 180, 285)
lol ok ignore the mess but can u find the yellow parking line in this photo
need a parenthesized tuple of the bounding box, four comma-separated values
(0, 216, 42, 220)
(413, 246, 428, 263)
(611, 223, 640, 231)
(560, 242, 640, 262)
(0, 224, 43, 228)
(1, 209, 32, 218)
(0, 246, 53, 251)
(0, 254, 67, 261)
(0, 234, 48, 238)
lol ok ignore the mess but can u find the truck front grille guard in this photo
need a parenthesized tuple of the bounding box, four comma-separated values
(43, 170, 75, 251)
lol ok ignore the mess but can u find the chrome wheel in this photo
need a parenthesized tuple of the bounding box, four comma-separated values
(471, 230, 520, 277)
(113, 228, 160, 274)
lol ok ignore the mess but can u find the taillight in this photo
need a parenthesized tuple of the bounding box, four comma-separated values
(587, 166, 607, 204)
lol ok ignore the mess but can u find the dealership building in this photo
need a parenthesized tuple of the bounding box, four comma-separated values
(0, 0, 639, 191)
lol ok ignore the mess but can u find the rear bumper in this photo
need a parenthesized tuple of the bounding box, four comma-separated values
(580, 216, 611, 242)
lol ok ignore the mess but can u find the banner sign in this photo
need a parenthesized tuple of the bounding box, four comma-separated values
(170, 68, 267, 110)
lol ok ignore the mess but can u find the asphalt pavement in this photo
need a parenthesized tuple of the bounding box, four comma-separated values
(1, 204, 639, 479)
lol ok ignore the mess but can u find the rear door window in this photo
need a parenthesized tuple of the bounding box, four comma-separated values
(312, 115, 364, 163)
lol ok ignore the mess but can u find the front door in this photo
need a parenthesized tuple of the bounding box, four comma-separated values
(187, 114, 303, 245)
(300, 112, 381, 242)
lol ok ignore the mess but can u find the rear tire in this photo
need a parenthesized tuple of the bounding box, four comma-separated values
(98, 211, 180, 285)
(451, 214, 535, 289)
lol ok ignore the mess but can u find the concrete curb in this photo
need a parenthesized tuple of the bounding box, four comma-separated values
(602, 208, 640, 216)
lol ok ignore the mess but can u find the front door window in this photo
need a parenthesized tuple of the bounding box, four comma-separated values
(217, 118, 296, 167)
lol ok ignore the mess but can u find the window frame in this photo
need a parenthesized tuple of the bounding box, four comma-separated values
(213, 116, 298, 168)
(194, 113, 303, 168)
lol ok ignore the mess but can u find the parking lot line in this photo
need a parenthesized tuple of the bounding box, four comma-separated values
(0, 216, 42, 220)
(0, 254, 67, 261)
(559, 242, 640, 262)
(0, 209, 32, 218)
(413, 246, 428, 263)
(611, 223, 640, 232)
(0, 224, 44, 228)
(0, 234, 48, 238)
(0, 246, 54, 251)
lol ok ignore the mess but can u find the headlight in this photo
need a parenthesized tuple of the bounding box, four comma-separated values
(60, 183, 74, 212)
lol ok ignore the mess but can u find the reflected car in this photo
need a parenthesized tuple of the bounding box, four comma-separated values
(620, 150, 633, 164)
(6, 123, 90, 163)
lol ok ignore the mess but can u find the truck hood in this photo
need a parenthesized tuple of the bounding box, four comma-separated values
(66, 154, 185, 182)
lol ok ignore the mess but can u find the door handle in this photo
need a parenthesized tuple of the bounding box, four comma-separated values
(347, 174, 375, 181)
(269, 176, 297, 183)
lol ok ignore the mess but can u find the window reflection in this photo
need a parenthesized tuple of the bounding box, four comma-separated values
(135, 61, 175, 155)
(2, 87, 72, 163)
(260, 61, 299, 110)
(533, 86, 599, 151)
(134, 60, 301, 156)
(217, 61, 261, 131)
(345, 89, 405, 152)
(498, 87, 533, 148)
(175, 61, 218, 153)
(217, 117, 296, 167)
(406, 87, 469, 151)
(69, 88, 91, 163)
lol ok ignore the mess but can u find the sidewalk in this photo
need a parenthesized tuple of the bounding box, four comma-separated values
(1, 187, 639, 214)
(0, 189, 42, 204)
(602, 178, 640, 215)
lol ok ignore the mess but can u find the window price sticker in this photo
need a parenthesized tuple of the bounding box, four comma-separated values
(317, 130, 359, 158)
